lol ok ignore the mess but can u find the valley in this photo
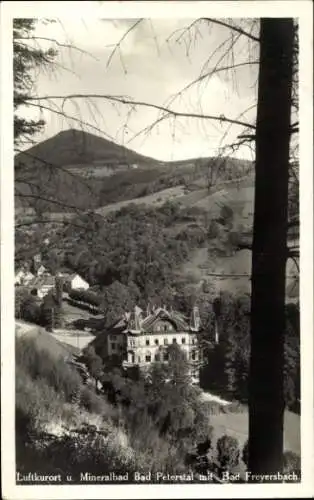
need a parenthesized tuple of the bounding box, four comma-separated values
(14, 129, 300, 483)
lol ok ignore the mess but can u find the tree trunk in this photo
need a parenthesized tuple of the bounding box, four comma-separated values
(248, 19, 294, 475)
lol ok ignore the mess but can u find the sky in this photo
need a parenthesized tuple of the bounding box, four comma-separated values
(19, 17, 259, 161)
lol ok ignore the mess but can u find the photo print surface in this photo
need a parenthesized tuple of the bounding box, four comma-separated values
(1, 2, 313, 499)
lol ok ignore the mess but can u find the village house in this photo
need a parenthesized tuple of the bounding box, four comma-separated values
(91, 305, 202, 383)
(15, 269, 35, 286)
(63, 273, 90, 291)
(36, 264, 48, 277)
(29, 275, 56, 299)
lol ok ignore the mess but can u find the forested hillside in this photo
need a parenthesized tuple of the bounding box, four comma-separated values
(15, 129, 253, 214)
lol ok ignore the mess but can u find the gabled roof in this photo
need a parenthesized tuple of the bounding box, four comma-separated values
(37, 264, 47, 270)
(67, 273, 88, 283)
(110, 307, 191, 334)
(141, 308, 190, 332)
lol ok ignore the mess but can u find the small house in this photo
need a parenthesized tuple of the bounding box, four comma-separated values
(15, 269, 35, 286)
(30, 276, 56, 299)
(36, 264, 48, 277)
(66, 274, 90, 291)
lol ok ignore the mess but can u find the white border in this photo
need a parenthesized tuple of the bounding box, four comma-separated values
(1, 1, 313, 499)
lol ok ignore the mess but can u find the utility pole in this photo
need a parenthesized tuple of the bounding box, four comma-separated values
(51, 306, 54, 332)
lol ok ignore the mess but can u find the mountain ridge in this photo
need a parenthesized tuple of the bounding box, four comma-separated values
(15, 128, 161, 169)
(15, 128, 253, 214)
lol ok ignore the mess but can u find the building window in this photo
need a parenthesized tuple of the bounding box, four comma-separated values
(119, 345, 123, 351)
(191, 351, 198, 361)
(145, 354, 151, 363)
(138, 356, 141, 363)
(172, 338, 177, 344)
(155, 338, 159, 345)
(192, 337, 196, 345)
(146, 339, 150, 346)
(164, 338, 168, 345)
(111, 343, 116, 350)
(181, 338, 186, 344)
(164, 324, 168, 332)
(155, 354, 160, 362)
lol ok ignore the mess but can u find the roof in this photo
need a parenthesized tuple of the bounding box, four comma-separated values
(15, 269, 34, 277)
(66, 273, 88, 283)
(111, 307, 191, 334)
(30, 276, 55, 288)
(141, 308, 190, 332)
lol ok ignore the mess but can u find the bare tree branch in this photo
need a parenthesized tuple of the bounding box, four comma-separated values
(26, 94, 256, 131)
(17, 36, 100, 61)
(106, 19, 144, 71)
(202, 18, 260, 43)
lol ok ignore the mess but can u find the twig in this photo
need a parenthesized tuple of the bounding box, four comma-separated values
(202, 18, 260, 43)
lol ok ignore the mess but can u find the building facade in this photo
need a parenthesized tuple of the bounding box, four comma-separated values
(93, 305, 202, 383)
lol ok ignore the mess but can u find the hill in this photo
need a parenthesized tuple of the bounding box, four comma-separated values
(15, 128, 159, 170)
(16, 320, 80, 358)
(14, 129, 163, 213)
(15, 129, 253, 214)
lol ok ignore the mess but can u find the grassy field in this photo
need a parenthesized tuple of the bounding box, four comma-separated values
(209, 407, 300, 455)
(50, 331, 95, 351)
(181, 244, 299, 298)
(15, 321, 80, 358)
(96, 185, 187, 216)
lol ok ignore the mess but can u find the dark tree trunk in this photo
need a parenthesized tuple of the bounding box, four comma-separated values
(248, 19, 294, 475)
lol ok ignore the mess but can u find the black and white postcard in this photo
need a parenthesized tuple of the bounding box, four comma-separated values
(1, 1, 313, 499)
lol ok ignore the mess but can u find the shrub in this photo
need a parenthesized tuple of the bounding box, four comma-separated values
(16, 336, 82, 402)
(79, 386, 113, 415)
(283, 450, 301, 478)
(216, 435, 240, 473)
(16, 366, 66, 432)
